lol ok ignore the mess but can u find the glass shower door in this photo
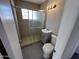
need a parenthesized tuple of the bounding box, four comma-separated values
(29, 10, 45, 43)
(16, 8, 45, 47)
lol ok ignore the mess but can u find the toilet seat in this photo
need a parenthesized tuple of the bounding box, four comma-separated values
(43, 43, 54, 58)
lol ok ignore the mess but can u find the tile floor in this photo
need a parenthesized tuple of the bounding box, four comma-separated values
(22, 42, 52, 59)
(22, 43, 43, 59)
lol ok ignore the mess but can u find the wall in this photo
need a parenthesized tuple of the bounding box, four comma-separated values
(0, 19, 15, 59)
(14, 0, 40, 10)
(52, 0, 79, 59)
(76, 44, 79, 54)
(0, 0, 23, 59)
(61, 18, 79, 59)
(41, 0, 65, 35)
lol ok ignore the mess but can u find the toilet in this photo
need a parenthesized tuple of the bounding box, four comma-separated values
(42, 34, 57, 58)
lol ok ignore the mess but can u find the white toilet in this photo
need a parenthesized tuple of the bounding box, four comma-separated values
(42, 34, 57, 58)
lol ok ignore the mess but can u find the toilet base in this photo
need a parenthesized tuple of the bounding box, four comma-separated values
(43, 53, 50, 59)
(43, 54, 52, 59)
(43, 43, 54, 59)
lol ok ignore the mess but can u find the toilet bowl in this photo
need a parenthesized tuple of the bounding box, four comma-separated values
(42, 34, 57, 58)
(43, 43, 54, 58)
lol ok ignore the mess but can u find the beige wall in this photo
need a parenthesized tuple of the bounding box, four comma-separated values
(40, 1, 48, 10)
(14, 0, 40, 10)
(41, 0, 65, 35)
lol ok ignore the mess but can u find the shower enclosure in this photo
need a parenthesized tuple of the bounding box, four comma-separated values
(14, 7, 45, 47)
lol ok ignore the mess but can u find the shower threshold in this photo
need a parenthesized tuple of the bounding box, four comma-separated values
(20, 34, 41, 48)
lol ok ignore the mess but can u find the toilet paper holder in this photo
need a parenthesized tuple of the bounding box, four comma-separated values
(53, 49, 56, 53)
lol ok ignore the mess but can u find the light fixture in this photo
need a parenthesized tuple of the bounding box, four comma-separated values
(53, 4, 56, 8)
(47, 0, 57, 10)
(47, 4, 57, 10)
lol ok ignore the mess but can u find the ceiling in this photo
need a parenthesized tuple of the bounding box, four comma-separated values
(22, 0, 47, 4)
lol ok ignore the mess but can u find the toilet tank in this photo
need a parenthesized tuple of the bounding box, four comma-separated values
(51, 34, 57, 46)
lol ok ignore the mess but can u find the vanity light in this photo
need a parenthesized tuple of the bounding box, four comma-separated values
(53, 4, 56, 8)
(47, 4, 57, 10)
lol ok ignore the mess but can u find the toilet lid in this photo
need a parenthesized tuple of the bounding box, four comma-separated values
(43, 43, 54, 52)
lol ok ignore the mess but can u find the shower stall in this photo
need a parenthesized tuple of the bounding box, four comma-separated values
(13, 7, 45, 47)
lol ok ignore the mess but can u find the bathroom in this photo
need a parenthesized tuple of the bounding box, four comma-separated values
(11, 0, 64, 59)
